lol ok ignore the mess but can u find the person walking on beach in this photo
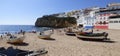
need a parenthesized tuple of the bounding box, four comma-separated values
(0, 35, 3, 39)
(51, 29, 54, 34)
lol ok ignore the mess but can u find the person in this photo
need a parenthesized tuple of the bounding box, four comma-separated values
(91, 29, 93, 33)
(22, 31, 25, 35)
(0, 35, 3, 39)
(40, 32, 44, 35)
(7, 32, 11, 36)
(68, 28, 72, 32)
(52, 29, 54, 32)
(32, 30, 36, 33)
(10, 35, 13, 38)
(80, 30, 83, 32)
(1, 35, 2, 37)
(20, 29, 23, 33)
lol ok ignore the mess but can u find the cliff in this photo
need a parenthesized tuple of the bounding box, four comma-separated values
(35, 16, 77, 28)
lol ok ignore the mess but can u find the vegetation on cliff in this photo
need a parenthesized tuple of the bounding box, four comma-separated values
(35, 15, 77, 28)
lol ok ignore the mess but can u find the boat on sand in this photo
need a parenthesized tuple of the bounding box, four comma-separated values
(6, 34, 25, 44)
(38, 34, 51, 39)
(65, 28, 77, 36)
(17, 48, 48, 56)
(38, 32, 52, 39)
(76, 32, 109, 40)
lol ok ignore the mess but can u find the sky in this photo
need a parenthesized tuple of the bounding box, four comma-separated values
(0, 0, 120, 25)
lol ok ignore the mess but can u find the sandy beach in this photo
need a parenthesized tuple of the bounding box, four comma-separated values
(0, 29, 120, 56)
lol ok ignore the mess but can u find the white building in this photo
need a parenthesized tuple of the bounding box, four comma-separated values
(46, 3, 120, 29)
(109, 15, 120, 29)
(57, 12, 67, 17)
(66, 10, 84, 26)
(95, 3, 120, 29)
(73, 10, 84, 26)
(107, 3, 120, 10)
(82, 7, 99, 29)
(95, 9, 110, 29)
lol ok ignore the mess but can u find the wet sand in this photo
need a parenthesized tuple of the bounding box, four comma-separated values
(0, 29, 120, 56)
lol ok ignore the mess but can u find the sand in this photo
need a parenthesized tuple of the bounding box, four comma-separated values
(0, 29, 120, 56)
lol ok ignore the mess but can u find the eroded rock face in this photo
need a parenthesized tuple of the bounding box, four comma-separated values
(35, 16, 77, 28)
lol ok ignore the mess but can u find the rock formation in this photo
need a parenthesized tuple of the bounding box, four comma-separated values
(35, 15, 77, 28)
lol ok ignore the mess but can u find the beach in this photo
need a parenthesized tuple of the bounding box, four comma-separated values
(0, 29, 120, 56)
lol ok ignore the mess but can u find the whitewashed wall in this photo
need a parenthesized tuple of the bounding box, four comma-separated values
(109, 18, 120, 29)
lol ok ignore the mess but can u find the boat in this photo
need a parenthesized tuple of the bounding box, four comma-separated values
(38, 34, 51, 39)
(7, 34, 25, 44)
(76, 32, 109, 40)
(65, 28, 77, 36)
(0, 47, 7, 56)
(17, 48, 48, 56)
(0, 46, 29, 56)
(65, 32, 76, 36)
(38, 32, 52, 39)
(25, 49, 48, 56)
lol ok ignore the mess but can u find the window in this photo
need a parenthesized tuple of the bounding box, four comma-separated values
(104, 17, 106, 20)
(99, 21, 102, 25)
(103, 21, 106, 25)
(77, 16, 79, 18)
(114, 21, 118, 23)
(109, 21, 113, 23)
(112, 7, 115, 9)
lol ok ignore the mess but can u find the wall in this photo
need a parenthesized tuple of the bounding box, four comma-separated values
(109, 18, 120, 29)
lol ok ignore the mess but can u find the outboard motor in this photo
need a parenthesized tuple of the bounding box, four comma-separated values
(103, 32, 109, 40)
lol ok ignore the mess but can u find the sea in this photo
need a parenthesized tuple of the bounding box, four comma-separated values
(0, 25, 51, 34)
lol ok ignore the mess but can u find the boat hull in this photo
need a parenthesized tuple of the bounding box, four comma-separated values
(7, 35, 25, 44)
(38, 35, 51, 39)
(76, 32, 108, 40)
(77, 35, 105, 40)
(66, 32, 76, 36)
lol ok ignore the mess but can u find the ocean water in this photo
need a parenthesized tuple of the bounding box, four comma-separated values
(0, 25, 50, 34)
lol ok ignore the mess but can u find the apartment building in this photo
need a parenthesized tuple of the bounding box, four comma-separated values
(109, 15, 120, 29)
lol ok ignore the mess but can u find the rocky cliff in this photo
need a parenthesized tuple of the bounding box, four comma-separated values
(35, 15, 77, 28)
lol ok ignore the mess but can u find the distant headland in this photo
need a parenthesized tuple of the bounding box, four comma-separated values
(35, 15, 77, 28)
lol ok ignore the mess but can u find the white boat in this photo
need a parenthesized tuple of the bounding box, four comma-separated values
(38, 32, 52, 39)
(7, 34, 25, 44)
(38, 34, 51, 39)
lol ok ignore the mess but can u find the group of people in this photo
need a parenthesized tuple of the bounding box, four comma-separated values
(0, 29, 25, 37)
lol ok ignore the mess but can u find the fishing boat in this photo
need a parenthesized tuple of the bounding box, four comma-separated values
(0, 47, 7, 56)
(38, 32, 52, 39)
(17, 48, 48, 56)
(7, 34, 25, 44)
(65, 32, 76, 36)
(38, 34, 51, 39)
(25, 49, 48, 56)
(76, 32, 109, 40)
(65, 28, 77, 36)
